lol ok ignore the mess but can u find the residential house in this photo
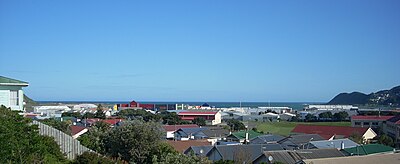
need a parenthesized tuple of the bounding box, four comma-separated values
(253, 149, 345, 164)
(250, 134, 285, 144)
(0, 76, 29, 111)
(277, 134, 325, 150)
(351, 115, 393, 131)
(174, 127, 208, 140)
(291, 124, 377, 142)
(178, 111, 222, 125)
(303, 152, 400, 164)
(341, 144, 395, 156)
(225, 130, 264, 143)
(71, 125, 88, 139)
(166, 140, 211, 153)
(184, 145, 214, 157)
(163, 124, 199, 139)
(206, 144, 283, 162)
(304, 138, 359, 150)
(385, 115, 400, 147)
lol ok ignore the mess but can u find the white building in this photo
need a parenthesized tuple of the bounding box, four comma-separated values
(304, 105, 358, 111)
(34, 106, 71, 118)
(0, 76, 29, 111)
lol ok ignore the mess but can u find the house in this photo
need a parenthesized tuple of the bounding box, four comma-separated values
(250, 134, 285, 144)
(0, 76, 29, 111)
(291, 124, 377, 142)
(201, 126, 230, 140)
(178, 111, 221, 125)
(33, 105, 71, 118)
(206, 144, 284, 162)
(277, 134, 325, 150)
(166, 140, 211, 153)
(384, 115, 400, 147)
(302, 152, 400, 164)
(71, 125, 88, 139)
(163, 124, 199, 139)
(184, 145, 214, 157)
(225, 130, 264, 143)
(341, 144, 395, 156)
(351, 115, 393, 130)
(304, 138, 359, 150)
(174, 127, 208, 140)
(253, 149, 345, 164)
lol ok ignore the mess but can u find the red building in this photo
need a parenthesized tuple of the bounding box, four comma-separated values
(178, 111, 221, 125)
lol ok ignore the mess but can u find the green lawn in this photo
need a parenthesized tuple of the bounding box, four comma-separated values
(255, 121, 351, 136)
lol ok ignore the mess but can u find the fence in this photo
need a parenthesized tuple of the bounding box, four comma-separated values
(32, 120, 93, 160)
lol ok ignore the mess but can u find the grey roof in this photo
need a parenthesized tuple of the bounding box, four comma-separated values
(278, 134, 325, 150)
(202, 128, 230, 138)
(184, 145, 213, 157)
(177, 127, 208, 135)
(307, 138, 359, 149)
(257, 149, 344, 164)
(209, 144, 284, 161)
(250, 134, 285, 144)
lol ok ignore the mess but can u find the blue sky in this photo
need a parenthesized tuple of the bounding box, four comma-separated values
(1, 0, 399, 102)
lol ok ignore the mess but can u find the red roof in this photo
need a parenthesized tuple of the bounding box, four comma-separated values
(351, 115, 394, 121)
(291, 124, 370, 139)
(101, 119, 123, 125)
(71, 125, 87, 135)
(178, 111, 218, 115)
(163, 124, 199, 132)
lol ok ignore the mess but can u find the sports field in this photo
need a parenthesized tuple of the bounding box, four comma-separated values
(255, 121, 351, 136)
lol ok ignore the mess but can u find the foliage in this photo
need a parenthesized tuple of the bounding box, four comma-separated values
(305, 114, 316, 122)
(214, 160, 234, 164)
(0, 105, 67, 163)
(378, 134, 394, 147)
(72, 152, 123, 164)
(94, 104, 106, 119)
(318, 111, 333, 120)
(102, 120, 165, 163)
(193, 117, 206, 126)
(152, 152, 211, 164)
(160, 111, 190, 125)
(82, 112, 96, 119)
(78, 121, 111, 153)
(227, 119, 246, 131)
(117, 109, 161, 122)
(40, 118, 72, 135)
(62, 112, 82, 118)
(333, 111, 349, 121)
(349, 132, 364, 144)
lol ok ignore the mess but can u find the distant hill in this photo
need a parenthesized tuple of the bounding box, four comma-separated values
(328, 85, 400, 106)
(24, 94, 38, 112)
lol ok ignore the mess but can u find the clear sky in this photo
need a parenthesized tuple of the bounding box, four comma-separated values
(1, 0, 399, 102)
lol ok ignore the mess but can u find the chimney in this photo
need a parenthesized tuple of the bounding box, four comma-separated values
(341, 141, 345, 150)
(245, 132, 249, 143)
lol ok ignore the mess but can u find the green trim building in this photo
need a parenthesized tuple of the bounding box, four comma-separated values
(342, 144, 394, 156)
(0, 76, 29, 111)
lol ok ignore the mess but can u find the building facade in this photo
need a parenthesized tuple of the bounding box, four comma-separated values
(0, 76, 29, 111)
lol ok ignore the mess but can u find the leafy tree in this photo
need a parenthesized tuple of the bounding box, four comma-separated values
(378, 134, 394, 147)
(160, 111, 184, 125)
(72, 152, 124, 164)
(226, 119, 246, 131)
(95, 104, 106, 119)
(305, 114, 316, 122)
(349, 132, 364, 144)
(318, 112, 333, 120)
(118, 109, 161, 122)
(78, 121, 111, 153)
(193, 117, 206, 126)
(214, 160, 234, 164)
(83, 112, 96, 119)
(62, 112, 82, 118)
(102, 120, 165, 163)
(333, 111, 349, 121)
(0, 105, 67, 163)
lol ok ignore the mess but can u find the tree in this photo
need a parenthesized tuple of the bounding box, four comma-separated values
(193, 117, 206, 126)
(72, 152, 124, 164)
(226, 119, 246, 131)
(62, 112, 82, 118)
(78, 121, 111, 153)
(318, 112, 333, 120)
(117, 109, 161, 122)
(305, 114, 316, 122)
(349, 132, 364, 144)
(333, 111, 349, 121)
(0, 105, 67, 163)
(95, 104, 106, 119)
(102, 120, 165, 163)
(378, 134, 394, 147)
(40, 118, 72, 135)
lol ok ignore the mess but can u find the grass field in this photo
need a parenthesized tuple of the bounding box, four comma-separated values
(255, 121, 351, 136)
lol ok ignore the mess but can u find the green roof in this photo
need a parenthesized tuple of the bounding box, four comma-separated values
(343, 144, 394, 155)
(0, 76, 29, 86)
(230, 130, 263, 140)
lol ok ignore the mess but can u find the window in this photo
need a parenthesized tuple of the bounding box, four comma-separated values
(355, 122, 361, 125)
(372, 122, 379, 126)
(363, 122, 370, 126)
(10, 90, 19, 106)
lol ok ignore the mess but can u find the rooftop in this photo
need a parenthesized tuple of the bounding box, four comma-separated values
(0, 76, 29, 86)
(387, 115, 400, 124)
(342, 144, 394, 155)
(162, 124, 199, 132)
(291, 124, 370, 139)
(303, 152, 400, 164)
(166, 140, 211, 153)
(229, 130, 264, 140)
(178, 111, 218, 115)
